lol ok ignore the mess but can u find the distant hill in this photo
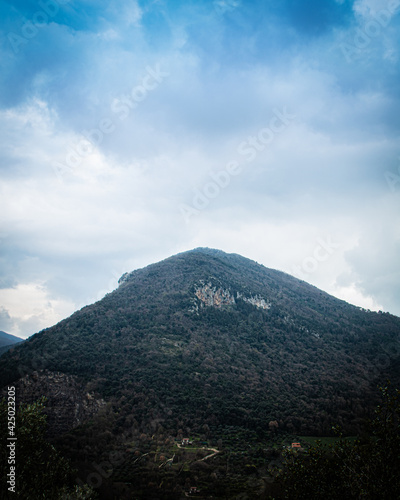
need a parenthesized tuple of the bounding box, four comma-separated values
(0, 330, 24, 348)
(0, 331, 24, 357)
(0, 248, 399, 498)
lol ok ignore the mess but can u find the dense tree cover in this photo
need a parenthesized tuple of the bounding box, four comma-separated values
(277, 383, 400, 499)
(0, 397, 96, 499)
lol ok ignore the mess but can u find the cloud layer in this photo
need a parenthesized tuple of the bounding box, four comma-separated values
(1, 0, 399, 337)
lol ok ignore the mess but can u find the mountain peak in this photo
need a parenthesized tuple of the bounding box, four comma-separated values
(184, 247, 234, 257)
(180, 246, 257, 263)
(118, 247, 240, 285)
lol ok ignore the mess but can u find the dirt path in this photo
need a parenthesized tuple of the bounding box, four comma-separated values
(197, 449, 219, 462)
(177, 443, 221, 462)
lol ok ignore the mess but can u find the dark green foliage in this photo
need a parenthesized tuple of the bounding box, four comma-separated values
(0, 397, 96, 499)
(277, 383, 400, 499)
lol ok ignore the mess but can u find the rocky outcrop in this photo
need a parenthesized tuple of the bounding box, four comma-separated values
(194, 282, 236, 308)
(118, 272, 130, 285)
(192, 282, 270, 312)
(239, 293, 271, 310)
(12, 370, 105, 437)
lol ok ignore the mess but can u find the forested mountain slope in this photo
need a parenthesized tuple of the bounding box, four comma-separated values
(1, 248, 399, 439)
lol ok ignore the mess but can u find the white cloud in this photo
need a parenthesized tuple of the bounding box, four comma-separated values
(0, 283, 76, 338)
(330, 283, 384, 311)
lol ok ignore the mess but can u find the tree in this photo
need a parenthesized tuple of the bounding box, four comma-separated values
(0, 396, 96, 499)
(268, 420, 279, 433)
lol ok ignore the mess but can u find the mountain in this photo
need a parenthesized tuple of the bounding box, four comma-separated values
(1, 248, 399, 498)
(0, 330, 24, 348)
(0, 331, 24, 357)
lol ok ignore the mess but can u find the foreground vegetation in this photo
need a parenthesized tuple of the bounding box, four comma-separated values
(276, 383, 400, 499)
(0, 397, 96, 499)
(1, 384, 399, 498)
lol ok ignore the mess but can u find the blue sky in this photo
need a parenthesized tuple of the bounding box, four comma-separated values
(0, 0, 399, 338)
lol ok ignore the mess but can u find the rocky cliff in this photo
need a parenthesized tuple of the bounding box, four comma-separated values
(193, 281, 271, 311)
(8, 371, 105, 437)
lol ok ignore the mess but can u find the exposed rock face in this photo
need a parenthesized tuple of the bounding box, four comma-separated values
(194, 282, 235, 308)
(118, 272, 130, 285)
(12, 370, 105, 437)
(193, 282, 270, 311)
(240, 294, 271, 310)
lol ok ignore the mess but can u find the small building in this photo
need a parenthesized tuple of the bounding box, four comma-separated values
(189, 486, 198, 494)
(291, 442, 301, 449)
(182, 438, 190, 445)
